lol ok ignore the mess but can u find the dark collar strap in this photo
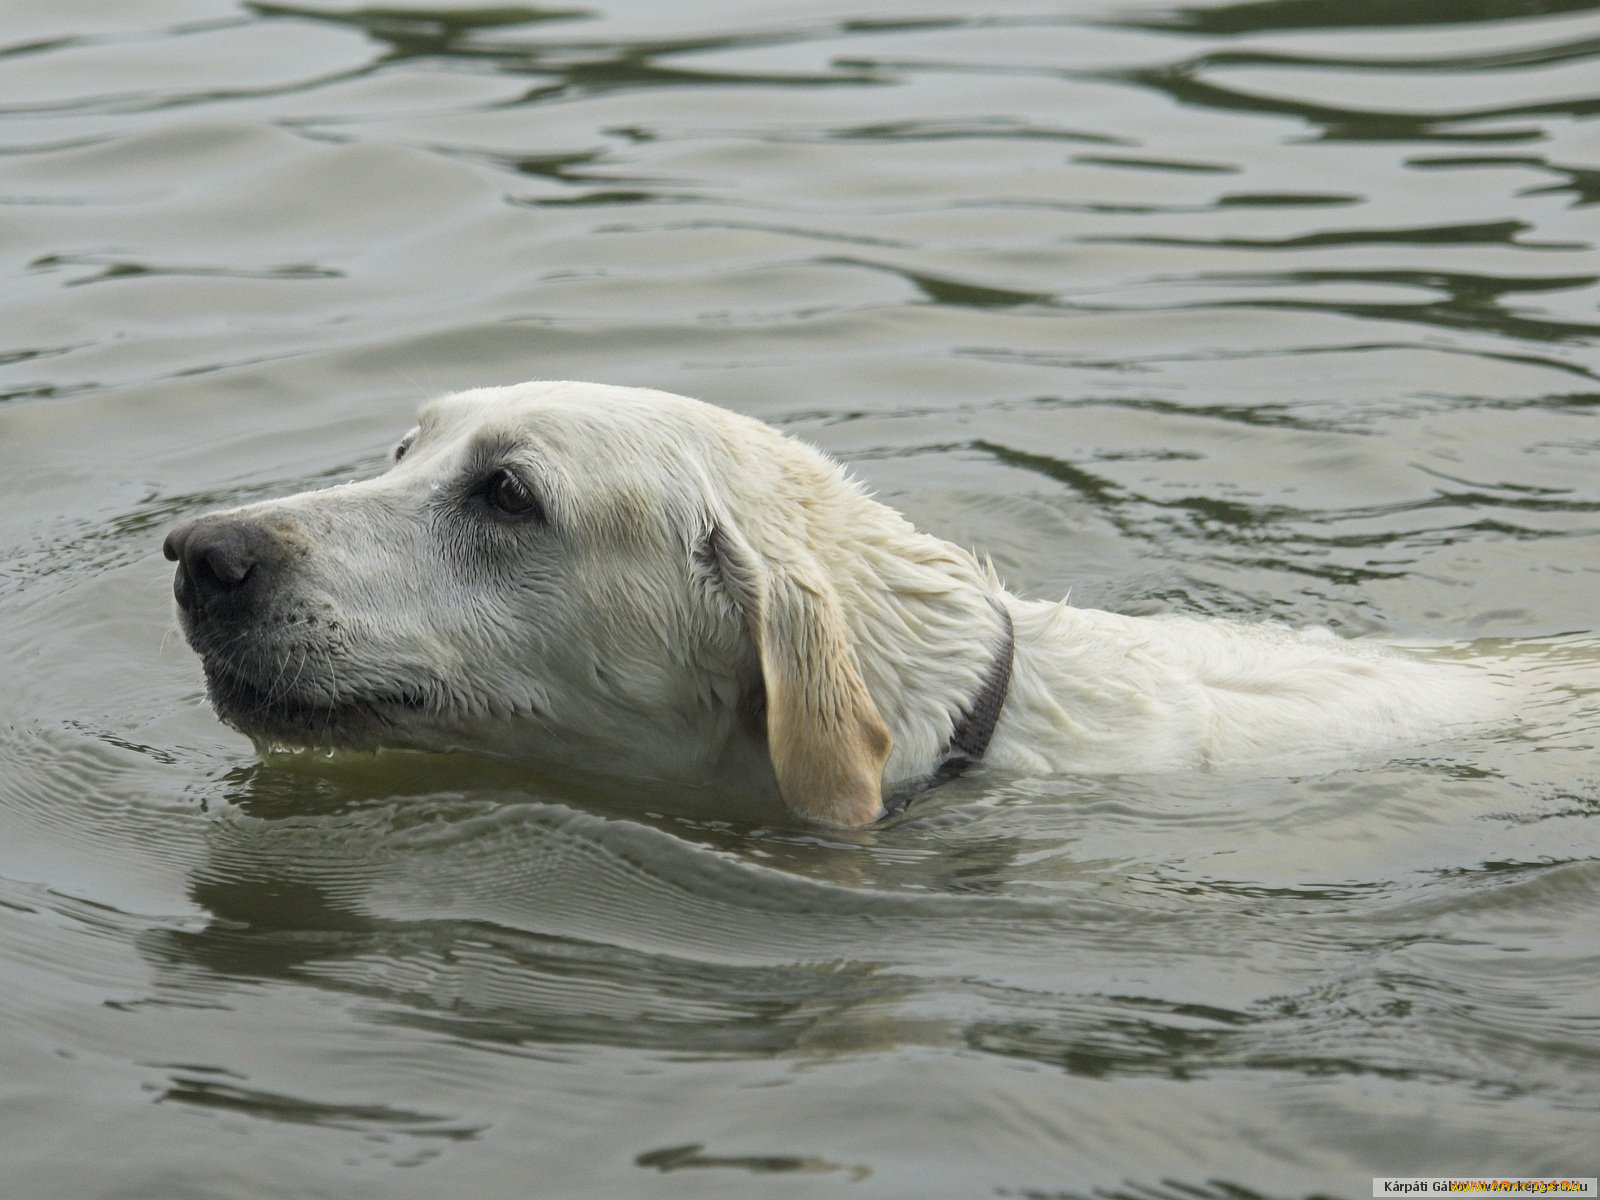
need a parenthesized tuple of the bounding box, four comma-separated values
(943, 601, 1015, 767)
(882, 602, 1015, 818)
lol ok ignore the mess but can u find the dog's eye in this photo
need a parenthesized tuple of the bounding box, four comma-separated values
(393, 435, 415, 463)
(483, 469, 542, 519)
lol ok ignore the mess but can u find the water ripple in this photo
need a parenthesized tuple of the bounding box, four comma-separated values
(3, 0, 1600, 1192)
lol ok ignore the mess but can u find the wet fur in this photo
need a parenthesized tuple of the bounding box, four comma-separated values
(169, 381, 1507, 826)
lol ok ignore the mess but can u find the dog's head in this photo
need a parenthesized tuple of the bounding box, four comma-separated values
(165, 382, 893, 826)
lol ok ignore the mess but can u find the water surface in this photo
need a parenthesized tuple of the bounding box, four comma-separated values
(2, 0, 1598, 1196)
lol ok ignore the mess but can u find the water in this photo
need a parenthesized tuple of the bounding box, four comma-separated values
(2, 0, 1598, 1196)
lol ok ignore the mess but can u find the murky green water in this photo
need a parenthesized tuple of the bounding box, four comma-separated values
(2, 1, 1598, 1197)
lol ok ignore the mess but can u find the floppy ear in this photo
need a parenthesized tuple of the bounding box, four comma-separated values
(698, 521, 891, 828)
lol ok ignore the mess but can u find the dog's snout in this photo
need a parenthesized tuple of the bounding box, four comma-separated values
(164, 516, 274, 616)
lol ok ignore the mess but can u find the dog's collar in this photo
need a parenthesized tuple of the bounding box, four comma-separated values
(881, 602, 1015, 819)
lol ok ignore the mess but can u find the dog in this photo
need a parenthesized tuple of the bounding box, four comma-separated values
(164, 381, 1505, 827)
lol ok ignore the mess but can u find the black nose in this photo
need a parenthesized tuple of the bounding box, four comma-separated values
(163, 516, 272, 616)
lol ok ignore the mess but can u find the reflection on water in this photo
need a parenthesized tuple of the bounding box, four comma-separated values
(1, 0, 1598, 1195)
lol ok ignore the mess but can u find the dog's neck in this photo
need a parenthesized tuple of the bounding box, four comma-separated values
(881, 599, 1015, 815)
(820, 518, 1017, 790)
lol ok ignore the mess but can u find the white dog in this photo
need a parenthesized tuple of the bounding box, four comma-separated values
(165, 381, 1503, 827)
